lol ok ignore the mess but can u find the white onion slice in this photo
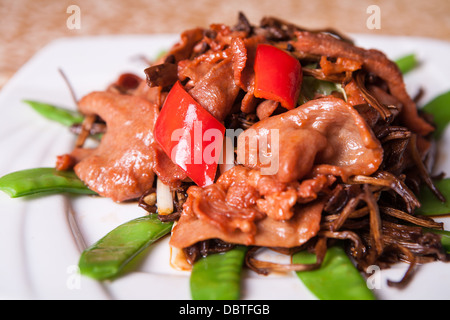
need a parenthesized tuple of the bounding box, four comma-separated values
(169, 222, 192, 271)
(156, 178, 173, 215)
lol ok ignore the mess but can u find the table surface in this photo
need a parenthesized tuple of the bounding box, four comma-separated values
(0, 0, 449, 89)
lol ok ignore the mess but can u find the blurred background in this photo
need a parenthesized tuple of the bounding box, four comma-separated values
(0, 0, 449, 88)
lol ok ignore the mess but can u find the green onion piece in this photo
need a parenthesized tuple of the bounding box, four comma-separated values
(190, 246, 247, 300)
(293, 246, 375, 300)
(0, 167, 96, 198)
(422, 90, 450, 139)
(416, 178, 450, 216)
(395, 53, 418, 74)
(23, 100, 84, 127)
(79, 214, 173, 280)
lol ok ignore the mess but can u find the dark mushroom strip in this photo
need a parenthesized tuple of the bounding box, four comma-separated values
(233, 11, 253, 34)
(409, 133, 446, 202)
(363, 184, 384, 255)
(319, 230, 366, 260)
(376, 171, 421, 213)
(375, 126, 411, 143)
(322, 207, 371, 227)
(144, 62, 178, 88)
(330, 191, 364, 231)
(381, 137, 411, 175)
(349, 171, 420, 213)
(380, 206, 443, 229)
(384, 243, 417, 289)
(183, 239, 236, 265)
(354, 70, 393, 123)
(323, 184, 348, 214)
(158, 211, 181, 223)
(138, 187, 157, 213)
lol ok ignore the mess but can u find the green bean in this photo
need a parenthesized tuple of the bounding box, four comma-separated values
(23, 100, 84, 127)
(79, 214, 173, 280)
(190, 246, 247, 300)
(0, 167, 96, 198)
(395, 53, 418, 74)
(416, 178, 450, 216)
(422, 90, 450, 138)
(293, 246, 375, 300)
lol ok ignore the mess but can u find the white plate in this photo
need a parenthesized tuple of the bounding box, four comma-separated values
(0, 34, 449, 300)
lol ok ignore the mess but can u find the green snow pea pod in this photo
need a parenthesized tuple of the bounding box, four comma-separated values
(416, 178, 450, 216)
(79, 214, 173, 280)
(395, 53, 418, 74)
(190, 246, 247, 300)
(422, 90, 450, 138)
(23, 100, 84, 127)
(0, 167, 96, 197)
(293, 246, 375, 300)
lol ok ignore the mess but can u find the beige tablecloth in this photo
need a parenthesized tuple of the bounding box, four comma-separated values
(0, 0, 449, 88)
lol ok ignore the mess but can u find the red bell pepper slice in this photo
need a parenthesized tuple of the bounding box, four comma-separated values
(253, 44, 302, 110)
(154, 81, 225, 187)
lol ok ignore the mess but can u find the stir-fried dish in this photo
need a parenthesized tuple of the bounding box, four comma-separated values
(1, 13, 450, 299)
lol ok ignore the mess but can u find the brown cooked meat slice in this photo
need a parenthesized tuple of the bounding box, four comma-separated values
(237, 96, 383, 183)
(72, 91, 159, 202)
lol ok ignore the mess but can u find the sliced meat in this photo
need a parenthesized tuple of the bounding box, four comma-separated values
(144, 62, 178, 88)
(292, 31, 434, 136)
(188, 57, 240, 121)
(256, 99, 280, 120)
(231, 35, 266, 91)
(167, 28, 205, 62)
(178, 48, 230, 86)
(170, 188, 324, 248)
(237, 96, 383, 183)
(231, 35, 267, 114)
(71, 91, 159, 202)
(169, 165, 331, 248)
(150, 142, 187, 188)
(319, 56, 362, 75)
